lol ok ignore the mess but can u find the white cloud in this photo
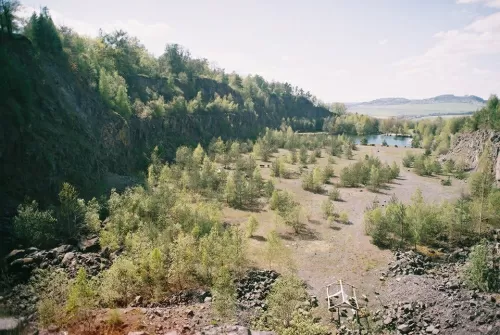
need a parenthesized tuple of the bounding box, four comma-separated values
(19, 6, 171, 55)
(395, 11, 500, 76)
(472, 67, 491, 75)
(457, 0, 500, 8)
(378, 39, 388, 45)
(331, 69, 349, 76)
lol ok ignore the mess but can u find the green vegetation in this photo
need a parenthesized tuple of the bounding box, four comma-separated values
(339, 155, 399, 190)
(327, 187, 341, 201)
(465, 239, 499, 292)
(365, 149, 500, 249)
(246, 216, 259, 238)
(253, 274, 329, 335)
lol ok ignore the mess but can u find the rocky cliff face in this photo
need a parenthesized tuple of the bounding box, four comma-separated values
(440, 130, 500, 182)
(0, 37, 330, 251)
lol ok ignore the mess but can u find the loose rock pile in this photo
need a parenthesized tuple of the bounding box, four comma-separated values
(236, 269, 279, 309)
(386, 250, 434, 277)
(379, 242, 500, 334)
(5, 240, 111, 278)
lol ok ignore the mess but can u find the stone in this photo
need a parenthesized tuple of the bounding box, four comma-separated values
(383, 317, 393, 325)
(78, 236, 100, 253)
(204, 297, 212, 303)
(186, 309, 194, 317)
(128, 332, 147, 335)
(426, 325, 435, 333)
(47, 324, 60, 333)
(5, 249, 25, 263)
(54, 245, 72, 255)
(61, 252, 75, 266)
(134, 296, 143, 305)
(0, 317, 24, 333)
(397, 324, 411, 334)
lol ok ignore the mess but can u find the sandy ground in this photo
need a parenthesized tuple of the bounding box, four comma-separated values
(223, 145, 467, 318)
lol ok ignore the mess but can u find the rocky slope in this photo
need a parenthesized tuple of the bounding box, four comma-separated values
(440, 129, 500, 182)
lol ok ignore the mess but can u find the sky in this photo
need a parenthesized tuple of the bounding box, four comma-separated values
(19, 0, 500, 102)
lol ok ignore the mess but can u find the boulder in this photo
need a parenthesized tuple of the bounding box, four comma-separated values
(5, 250, 25, 263)
(0, 317, 25, 334)
(61, 252, 75, 266)
(78, 236, 100, 253)
(397, 324, 411, 334)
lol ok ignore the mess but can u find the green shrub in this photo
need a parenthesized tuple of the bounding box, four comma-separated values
(465, 240, 499, 292)
(322, 164, 335, 183)
(301, 168, 323, 193)
(328, 187, 341, 201)
(402, 152, 415, 168)
(246, 216, 259, 237)
(211, 266, 236, 321)
(106, 309, 123, 326)
(441, 177, 452, 186)
(266, 274, 308, 328)
(299, 147, 308, 164)
(360, 137, 368, 145)
(33, 269, 70, 328)
(321, 200, 335, 219)
(66, 268, 98, 324)
(13, 201, 58, 249)
(339, 212, 349, 224)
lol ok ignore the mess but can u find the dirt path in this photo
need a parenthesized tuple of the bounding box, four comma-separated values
(224, 145, 467, 315)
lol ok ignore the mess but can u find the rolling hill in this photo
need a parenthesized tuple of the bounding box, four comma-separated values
(347, 95, 486, 118)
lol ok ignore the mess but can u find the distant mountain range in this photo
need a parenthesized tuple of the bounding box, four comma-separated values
(350, 95, 486, 106)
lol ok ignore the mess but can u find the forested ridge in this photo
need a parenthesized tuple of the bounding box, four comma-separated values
(0, 6, 331, 216)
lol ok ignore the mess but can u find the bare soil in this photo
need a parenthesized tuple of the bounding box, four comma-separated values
(225, 145, 467, 318)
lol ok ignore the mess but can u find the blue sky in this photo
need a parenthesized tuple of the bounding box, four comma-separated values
(20, 0, 500, 102)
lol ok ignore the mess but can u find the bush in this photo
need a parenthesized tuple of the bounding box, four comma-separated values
(360, 137, 368, 145)
(328, 187, 341, 201)
(322, 164, 335, 183)
(301, 168, 323, 193)
(13, 201, 58, 249)
(66, 268, 98, 324)
(299, 147, 308, 164)
(455, 160, 467, 179)
(364, 207, 391, 247)
(106, 309, 123, 326)
(402, 152, 415, 168)
(266, 274, 308, 328)
(271, 157, 289, 178)
(343, 143, 353, 159)
(321, 200, 335, 219)
(270, 190, 295, 212)
(441, 177, 452, 186)
(33, 269, 70, 328)
(340, 155, 397, 188)
(465, 240, 499, 292)
(246, 216, 259, 237)
(382, 139, 388, 147)
(212, 266, 236, 321)
(339, 212, 349, 224)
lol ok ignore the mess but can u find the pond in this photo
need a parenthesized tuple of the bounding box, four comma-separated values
(351, 134, 412, 147)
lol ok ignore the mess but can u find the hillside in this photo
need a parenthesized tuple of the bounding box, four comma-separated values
(354, 94, 486, 106)
(0, 27, 330, 220)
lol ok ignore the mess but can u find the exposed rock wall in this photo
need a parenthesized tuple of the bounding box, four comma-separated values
(440, 129, 500, 182)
